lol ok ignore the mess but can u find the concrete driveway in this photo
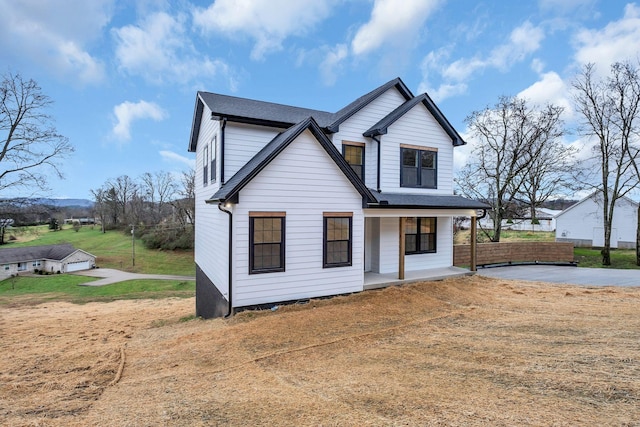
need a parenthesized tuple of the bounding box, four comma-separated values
(477, 264, 640, 287)
(72, 268, 195, 286)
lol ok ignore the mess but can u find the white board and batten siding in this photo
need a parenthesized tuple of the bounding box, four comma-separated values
(193, 104, 230, 297)
(231, 129, 365, 307)
(331, 88, 408, 190)
(380, 102, 454, 195)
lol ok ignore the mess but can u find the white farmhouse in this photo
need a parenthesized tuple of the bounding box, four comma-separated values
(555, 190, 638, 248)
(188, 78, 487, 318)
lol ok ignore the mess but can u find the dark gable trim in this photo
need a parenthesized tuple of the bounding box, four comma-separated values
(208, 117, 376, 205)
(188, 93, 205, 152)
(327, 78, 414, 133)
(363, 93, 466, 146)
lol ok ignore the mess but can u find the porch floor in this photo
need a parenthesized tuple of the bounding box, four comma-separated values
(364, 266, 474, 290)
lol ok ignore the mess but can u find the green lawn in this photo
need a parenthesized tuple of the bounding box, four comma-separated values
(5, 225, 194, 275)
(574, 247, 640, 269)
(0, 274, 195, 306)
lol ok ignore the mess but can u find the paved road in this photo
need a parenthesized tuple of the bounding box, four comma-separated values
(477, 264, 640, 287)
(72, 268, 195, 286)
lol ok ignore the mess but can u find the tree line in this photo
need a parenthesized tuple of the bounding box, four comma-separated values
(91, 170, 195, 249)
(457, 60, 640, 265)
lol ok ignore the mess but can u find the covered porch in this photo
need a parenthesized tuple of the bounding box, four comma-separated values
(363, 191, 488, 284)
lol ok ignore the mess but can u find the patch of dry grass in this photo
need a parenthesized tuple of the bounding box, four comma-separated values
(1, 277, 639, 426)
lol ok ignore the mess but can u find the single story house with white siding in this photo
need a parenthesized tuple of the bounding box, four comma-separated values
(555, 190, 638, 248)
(0, 244, 96, 278)
(188, 77, 488, 318)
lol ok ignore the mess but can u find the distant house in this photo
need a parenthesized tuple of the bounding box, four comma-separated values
(472, 208, 561, 232)
(188, 77, 487, 318)
(555, 190, 638, 248)
(0, 244, 96, 277)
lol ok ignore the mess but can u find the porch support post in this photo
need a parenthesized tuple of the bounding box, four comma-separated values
(470, 215, 477, 272)
(398, 217, 405, 280)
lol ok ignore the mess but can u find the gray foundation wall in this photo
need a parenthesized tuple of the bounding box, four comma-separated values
(195, 264, 228, 319)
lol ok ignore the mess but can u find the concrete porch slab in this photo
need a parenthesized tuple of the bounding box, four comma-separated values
(364, 266, 474, 290)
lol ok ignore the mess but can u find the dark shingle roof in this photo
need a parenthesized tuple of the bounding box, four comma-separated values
(368, 191, 490, 210)
(208, 117, 375, 204)
(188, 78, 414, 152)
(0, 244, 78, 264)
(363, 93, 466, 146)
(326, 78, 413, 133)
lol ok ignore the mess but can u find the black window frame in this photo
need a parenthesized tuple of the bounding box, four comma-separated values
(323, 214, 353, 268)
(404, 217, 437, 255)
(342, 143, 365, 181)
(203, 144, 209, 186)
(249, 214, 286, 274)
(211, 135, 217, 183)
(400, 147, 437, 189)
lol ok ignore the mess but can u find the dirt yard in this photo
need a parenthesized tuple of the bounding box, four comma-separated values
(1, 276, 639, 426)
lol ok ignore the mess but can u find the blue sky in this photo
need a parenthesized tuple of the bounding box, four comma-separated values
(1, 0, 638, 200)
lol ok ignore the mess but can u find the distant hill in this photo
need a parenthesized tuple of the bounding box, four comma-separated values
(35, 198, 94, 208)
(0, 198, 94, 208)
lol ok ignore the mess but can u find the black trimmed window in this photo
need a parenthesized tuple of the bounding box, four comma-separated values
(211, 135, 217, 183)
(342, 143, 364, 180)
(323, 213, 352, 268)
(250, 213, 285, 274)
(203, 144, 209, 186)
(401, 147, 437, 188)
(405, 217, 437, 254)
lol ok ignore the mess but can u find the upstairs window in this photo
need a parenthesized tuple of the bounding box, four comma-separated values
(342, 142, 365, 181)
(323, 213, 353, 268)
(203, 144, 209, 186)
(249, 213, 286, 274)
(211, 135, 217, 183)
(405, 217, 437, 254)
(400, 146, 437, 188)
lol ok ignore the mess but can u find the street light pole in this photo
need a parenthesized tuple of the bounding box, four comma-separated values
(131, 225, 135, 267)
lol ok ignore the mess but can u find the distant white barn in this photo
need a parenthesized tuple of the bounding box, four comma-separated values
(555, 191, 638, 248)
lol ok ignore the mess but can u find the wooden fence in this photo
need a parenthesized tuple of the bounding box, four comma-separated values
(454, 242, 575, 267)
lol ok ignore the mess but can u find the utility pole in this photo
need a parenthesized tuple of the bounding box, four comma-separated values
(131, 224, 135, 266)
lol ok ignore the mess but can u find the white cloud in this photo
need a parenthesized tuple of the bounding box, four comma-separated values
(0, 0, 111, 84)
(160, 150, 195, 168)
(517, 71, 573, 119)
(319, 44, 348, 86)
(573, 3, 640, 73)
(420, 21, 544, 102)
(112, 100, 168, 141)
(193, 0, 336, 61)
(113, 11, 234, 87)
(443, 21, 544, 81)
(351, 0, 442, 56)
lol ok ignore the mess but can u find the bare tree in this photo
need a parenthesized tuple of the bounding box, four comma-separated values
(513, 104, 574, 223)
(90, 187, 107, 233)
(140, 171, 177, 224)
(111, 175, 137, 225)
(171, 168, 195, 227)
(456, 96, 568, 241)
(572, 62, 640, 265)
(0, 71, 74, 196)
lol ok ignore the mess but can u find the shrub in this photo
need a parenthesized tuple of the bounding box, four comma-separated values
(141, 226, 194, 250)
